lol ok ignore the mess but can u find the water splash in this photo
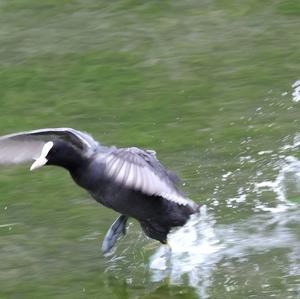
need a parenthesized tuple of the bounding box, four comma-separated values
(149, 205, 300, 298)
(149, 154, 300, 298)
(254, 156, 300, 212)
(292, 80, 300, 102)
(150, 206, 224, 298)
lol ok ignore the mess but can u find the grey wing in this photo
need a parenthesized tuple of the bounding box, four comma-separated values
(0, 127, 98, 165)
(102, 147, 196, 207)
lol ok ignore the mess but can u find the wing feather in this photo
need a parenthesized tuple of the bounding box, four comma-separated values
(101, 147, 197, 207)
(0, 140, 45, 164)
(0, 128, 98, 165)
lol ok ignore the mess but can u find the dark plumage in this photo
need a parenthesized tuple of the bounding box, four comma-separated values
(0, 128, 199, 253)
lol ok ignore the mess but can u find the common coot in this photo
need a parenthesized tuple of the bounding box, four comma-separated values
(0, 128, 199, 253)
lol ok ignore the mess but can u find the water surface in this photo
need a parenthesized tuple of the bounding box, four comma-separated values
(0, 1, 300, 298)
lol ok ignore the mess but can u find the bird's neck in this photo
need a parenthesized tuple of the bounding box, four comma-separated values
(60, 154, 88, 173)
(68, 159, 94, 191)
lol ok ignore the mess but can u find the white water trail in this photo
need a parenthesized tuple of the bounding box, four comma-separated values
(149, 154, 300, 298)
(150, 206, 224, 298)
(254, 156, 300, 212)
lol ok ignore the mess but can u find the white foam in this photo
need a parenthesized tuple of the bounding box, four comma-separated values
(254, 156, 300, 209)
(292, 80, 300, 102)
(150, 206, 224, 298)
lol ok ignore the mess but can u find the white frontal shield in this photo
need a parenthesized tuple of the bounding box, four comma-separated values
(30, 141, 54, 171)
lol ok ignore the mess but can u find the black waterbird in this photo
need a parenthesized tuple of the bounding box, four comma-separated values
(0, 128, 199, 253)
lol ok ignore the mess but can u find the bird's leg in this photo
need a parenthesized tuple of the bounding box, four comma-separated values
(164, 242, 172, 269)
(101, 214, 129, 254)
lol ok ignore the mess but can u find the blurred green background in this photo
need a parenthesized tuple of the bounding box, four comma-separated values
(1, 1, 300, 298)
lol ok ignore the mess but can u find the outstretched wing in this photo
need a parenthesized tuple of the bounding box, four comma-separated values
(0, 128, 98, 165)
(101, 147, 197, 207)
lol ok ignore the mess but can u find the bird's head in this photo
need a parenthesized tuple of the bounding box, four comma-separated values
(30, 140, 83, 171)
